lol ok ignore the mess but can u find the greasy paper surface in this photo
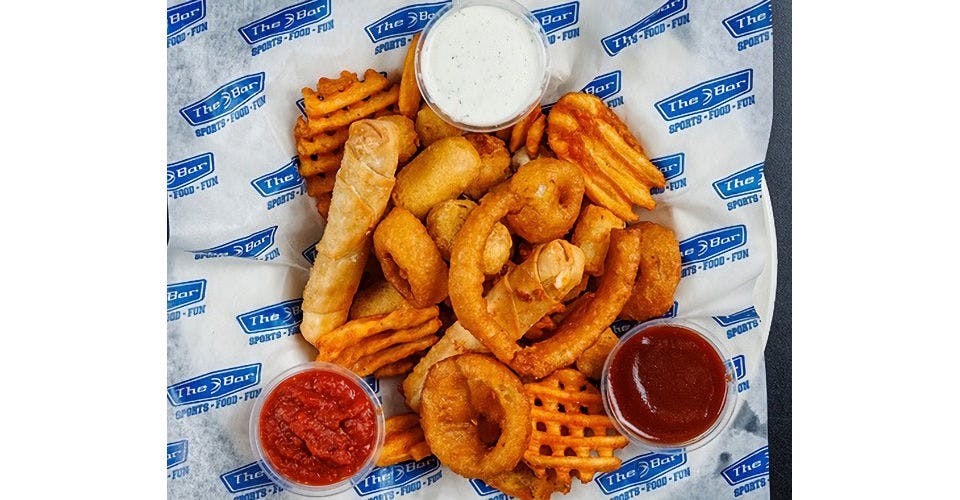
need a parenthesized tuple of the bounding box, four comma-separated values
(167, 0, 775, 498)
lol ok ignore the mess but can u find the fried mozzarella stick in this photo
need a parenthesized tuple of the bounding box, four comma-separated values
(402, 240, 584, 411)
(301, 119, 400, 348)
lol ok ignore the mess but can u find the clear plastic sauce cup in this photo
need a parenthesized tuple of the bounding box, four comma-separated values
(415, 0, 550, 132)
(601, 319, 738, 453)
(249, 362, 384, 496)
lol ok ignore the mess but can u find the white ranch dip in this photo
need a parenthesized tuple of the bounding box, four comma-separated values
(418, 4, 547, 130)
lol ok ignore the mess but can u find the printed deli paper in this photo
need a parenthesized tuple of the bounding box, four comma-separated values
(167, 0, 776, 498)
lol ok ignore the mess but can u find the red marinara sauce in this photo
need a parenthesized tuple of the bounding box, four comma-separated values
(258, 369, 377, 486)
(607, 324, 728, 446)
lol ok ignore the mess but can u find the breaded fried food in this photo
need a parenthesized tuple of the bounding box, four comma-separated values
(373, 207, 449, 307)
(463, 133, 512, 199)
(349, 278, 413, 320)
(420, 354, 531, 479)
(376, 114, 420, 164)
(620, 221, 682, 322)
(392, 136, 481, 218)
(398, 33, 423, 118)
(576, 327, 618, 380)
(548, 92, 666, 221)
(504, 158, 585, 244)
(570, 204, 626, 276)
(425, 199, 512, 274)
(415, 105, 464, 146)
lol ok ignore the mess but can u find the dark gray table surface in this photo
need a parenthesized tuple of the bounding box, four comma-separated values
(764, 1, 791, 498)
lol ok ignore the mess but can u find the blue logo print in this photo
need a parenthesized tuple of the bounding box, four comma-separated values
(651, 153, 684, 181)
(714, 163, 764, 200)
(714, 306, 760, 340)
(365, 1, 450, 43)
(167, 153, 214, 191)
(727, 354, 746, 380)
(167, 279, 206, 311)
(582, 70, 621, 101)
(723, 0, 772, 38)
(180, 73, 265, 126)
(469, 478, 500, 496)
(167, 363, 261, 406)
(601, 0, 687, 56)
(656, 69, 753, 121)
(167, 440, 188, 469)
(251, 158, 304, 197)
(302, 240, 319, 264)
(236, 299, 303, 334)
(713, 306, 760, 327)
(168, 0, 206, 37)
(595, 452, 688, 494)
(354, 456, 440, 496)
(722, 446, 769, 486)
(532, 1, 579, 35)
(610, 319, 638, 337)
(192, 226, 277, 260)
(680, 225, 747, 266)
(660, 301, 679, 319)
(220, 462, 275, 493)
(239, 0, 331, 44)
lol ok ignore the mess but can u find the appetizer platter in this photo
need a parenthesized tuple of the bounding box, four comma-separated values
(167, 0, 776, 498)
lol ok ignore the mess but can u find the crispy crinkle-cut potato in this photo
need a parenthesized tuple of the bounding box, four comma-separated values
(377, 413, 434, 467)
(523, 369, 629, 493)
(315, 306, 441, 377)
(620, 221, 682, 322)
(547, 92, 666, 221)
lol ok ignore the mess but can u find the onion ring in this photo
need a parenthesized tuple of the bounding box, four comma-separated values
(419, 353, 531, 478)
(373, 207, 449, 307)
(504, 158, 585, 244)
(620, 221, 682, 322)
(450, 190, 642, 379)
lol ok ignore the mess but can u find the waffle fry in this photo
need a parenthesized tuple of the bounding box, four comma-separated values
(315, 306, 441, 377)
(303, 69, 392, 120)
(295, 126, 349, 156)
(372, 356, 419, 378)
(547, 92, 666, 221)
(377, 414, 433, 467)
(523, 369, 629, 493)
